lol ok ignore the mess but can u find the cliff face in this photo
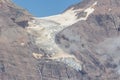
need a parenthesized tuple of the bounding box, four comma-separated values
(1, 0, 120, 80)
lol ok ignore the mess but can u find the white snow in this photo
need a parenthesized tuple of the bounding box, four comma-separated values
(34, 1, 97, 26)
(32, 53, 43, 59)
(39, 8, 83, 26)
(80, 1, 97, 20)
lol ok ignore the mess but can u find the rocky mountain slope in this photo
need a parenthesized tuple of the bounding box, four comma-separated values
(0, 0, 120, 80)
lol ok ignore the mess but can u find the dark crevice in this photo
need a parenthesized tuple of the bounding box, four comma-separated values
(11, 18, 28, 28)
(0, 60, 5, 73)
(16, 21, 28, 28)
(118, 26, 120, 31)
(79, 70, 87, 75)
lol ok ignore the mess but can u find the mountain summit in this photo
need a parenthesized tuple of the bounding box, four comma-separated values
(0, 0, 120, 80)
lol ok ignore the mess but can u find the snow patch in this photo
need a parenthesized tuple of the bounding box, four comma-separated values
(80, 1, 97, 20)
(32, 53, 43, 59)
(20, 42, 25, 46)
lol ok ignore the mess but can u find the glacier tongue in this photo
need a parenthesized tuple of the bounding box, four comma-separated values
(27, 18, 82, 71)
(26, 1, 98, 71)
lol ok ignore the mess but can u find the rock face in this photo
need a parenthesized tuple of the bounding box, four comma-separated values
(0, 0, 40, 80)
(1, 0, 120, 80)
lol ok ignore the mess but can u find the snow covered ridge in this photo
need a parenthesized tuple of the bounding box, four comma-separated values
(35, 1, 97, 26)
